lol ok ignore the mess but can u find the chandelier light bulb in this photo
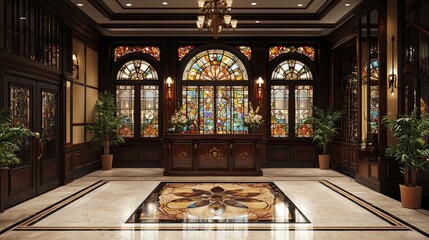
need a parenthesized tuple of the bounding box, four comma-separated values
(231, 19, 238, 29)
(198, 15, 206, 22)
(226, 0, 233, 8)
(224, 14, 231, 25)
(198, 0, 205, 8)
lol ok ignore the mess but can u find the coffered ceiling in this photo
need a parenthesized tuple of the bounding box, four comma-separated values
(70, 0, 362, 37)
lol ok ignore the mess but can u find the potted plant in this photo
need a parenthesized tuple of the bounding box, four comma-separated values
(305, 106, 341, 169)
(382, 109, 429, 208)
(87, 91, 125, 170)
(0, 108, 34, 168)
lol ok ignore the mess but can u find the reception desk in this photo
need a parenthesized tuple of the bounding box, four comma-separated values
(163, 134, 263, 176)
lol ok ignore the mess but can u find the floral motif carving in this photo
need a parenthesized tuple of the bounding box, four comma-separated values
(178, 151, 188, 159)
(206, 147, 222, 162)
(239, 151, 249, 160)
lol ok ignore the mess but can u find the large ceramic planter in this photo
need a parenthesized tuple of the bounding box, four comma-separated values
(399, 184, 422, 209)
(101, 154, 113, 170)
(318, 155, 330, 170)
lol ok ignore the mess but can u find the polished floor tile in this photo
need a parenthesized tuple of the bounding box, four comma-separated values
(0, 168, 428, 240)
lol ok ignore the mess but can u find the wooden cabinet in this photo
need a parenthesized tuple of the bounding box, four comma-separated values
(163, 134, 263, 176)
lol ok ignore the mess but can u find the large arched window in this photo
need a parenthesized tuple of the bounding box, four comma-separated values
(114, 56, 161, 138)
(180, 48, 250, 134)
(270, 57, 315, 138)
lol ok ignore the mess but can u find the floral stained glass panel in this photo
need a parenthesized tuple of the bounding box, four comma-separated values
(272, 60, 313, 80)
(269, 46, 315, 61)
(199, 86, 215, 134)
(41, 91, 56, 142)
(117, 60, 158, 81)
(141, 86, 159, 137)
(236, 46, 252, 61)
(295, 86, 313, 138)
(362, 59, 379, 81)
(216, 86, 249, 134)
(10, 86, 30, 128)
(116, 86, 135, 137)
(370, 86, 379, 133)
(178, 46, 196, 61)
(182, 49, 248, 81)
(271, 86, 289, 137)
(114, 46, 160, 61)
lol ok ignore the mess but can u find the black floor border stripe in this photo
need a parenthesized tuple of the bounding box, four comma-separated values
(321, 180, 429, 238)
(0, 180, 106, 235)
(319, 181, 399, 226)
(13, 227, 410, 232)
(27, 181, 108, 226)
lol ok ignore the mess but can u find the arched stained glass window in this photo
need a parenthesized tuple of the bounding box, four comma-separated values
(271, 60, 313, 80)
(182, 49, 248, 81)
(115, 58, 160, 138)
(270, 58, 314, 138)
(117, 60, 158, 81)
(362, 59, 379, 81)
(180, 48, 250, 134)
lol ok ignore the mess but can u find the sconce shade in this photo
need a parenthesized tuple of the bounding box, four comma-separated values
(166, 77, 173, 86)
(256, 77, 264, 86)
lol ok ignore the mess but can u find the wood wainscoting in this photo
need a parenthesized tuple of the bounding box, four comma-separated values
(111, 139, 163, 168)
(64, 143, 102, 183)
(266, 140, 317, 168)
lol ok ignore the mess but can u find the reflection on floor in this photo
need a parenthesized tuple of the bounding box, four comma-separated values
(0, 168, 429, 240)
(127, 182, 309, 223)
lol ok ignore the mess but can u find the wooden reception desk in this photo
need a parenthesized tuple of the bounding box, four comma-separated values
(163, 134, 263, 176)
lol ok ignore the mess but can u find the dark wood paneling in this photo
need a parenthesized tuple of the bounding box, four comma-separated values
(234, 143, 255, 168)
(294, 147, 316, 161)
(172, 143, 193, 169)
(198, 143, 229, 169)
(139, 145, 161, 161)
(64, 155, 72, 175)
(113, 147, 137, 159)
(41, 160, 58, 183)
(269, 146, 292, 161)
(73, 152, 84, 170)
(268, 143, 317, 167)
(9, 167, 33, 194)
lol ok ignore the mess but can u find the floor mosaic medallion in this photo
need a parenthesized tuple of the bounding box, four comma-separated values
(126, 182, 310, 223)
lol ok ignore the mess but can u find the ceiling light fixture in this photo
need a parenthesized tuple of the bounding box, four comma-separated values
(77, 3, 83, 7)
(20, 16, 27, 20)
(196, 0, 238, 39)
(126, 3, 132, 7)
(255, 20, 260, 23)
(297, 3, 303, 7)
(251, 2, 257, 6)
(345, 3, 351, 6)
(162, 2, 168, 5)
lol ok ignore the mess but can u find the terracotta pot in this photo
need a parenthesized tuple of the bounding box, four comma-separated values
(318, 155, 330, 170)
(101, 154, 113, 170)
(399, 184, 422, 209)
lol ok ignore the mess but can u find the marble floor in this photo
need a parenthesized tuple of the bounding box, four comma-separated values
(0, 168, 428, 240)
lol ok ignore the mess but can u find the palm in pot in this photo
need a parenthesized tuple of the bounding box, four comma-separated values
(87, 91, 125, 170)
(382, 109, 429, 208)
(305, 107, 341, 169)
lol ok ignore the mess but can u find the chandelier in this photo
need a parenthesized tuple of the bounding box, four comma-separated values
(196, 0, 238, 39)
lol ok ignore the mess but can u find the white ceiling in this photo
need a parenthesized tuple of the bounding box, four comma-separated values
(70, 0, 362, 37)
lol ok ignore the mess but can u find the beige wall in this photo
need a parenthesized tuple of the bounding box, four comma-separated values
(68, 38, 99, 145)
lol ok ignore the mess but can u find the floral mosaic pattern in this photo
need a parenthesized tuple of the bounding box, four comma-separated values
(10, 86, 30, 128)
(127, 182, 309, 223)
(41, 91, 56, 142)
(269, 46, 315, 61)
(236, 46, 252, 61)
(178, 46, 196, 61)
(114, 46, 160, 61)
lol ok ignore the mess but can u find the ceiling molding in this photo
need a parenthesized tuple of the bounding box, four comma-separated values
(100, 23, 336, 29)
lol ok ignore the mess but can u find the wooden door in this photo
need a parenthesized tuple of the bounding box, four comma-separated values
(2, 74, 60, 207)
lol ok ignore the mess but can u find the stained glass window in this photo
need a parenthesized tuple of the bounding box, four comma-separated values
(182, 49, 248, 81)
(178, 46, 196, 61)
(115, 57, 160, 138)
(370, 86, 379, 133)
(295, 86, 313, 137)
(362, 59, 379, 81)
(342, 74, 358, 143)
(270, 59, 314, 138)
(271, 60, 313, 80)
(141, 86, 159, 137)
(41, 91, 56, 142)
(271, 86, 289, 137)
(362, 59, 379, 133)
(10, 86, 30, 128)
(269, 46, 316, 61)
(116, 86, 135, 137)
(117, 60, 158, 80)
(236, 46, 252, 61)
(181, 48, 249, 134)
(114, 46, 160, 61)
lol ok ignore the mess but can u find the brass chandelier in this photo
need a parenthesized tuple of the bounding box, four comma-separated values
(196, 0, 238, 39)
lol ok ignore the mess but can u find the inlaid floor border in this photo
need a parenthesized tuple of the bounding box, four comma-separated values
(0, 179, 427, 236)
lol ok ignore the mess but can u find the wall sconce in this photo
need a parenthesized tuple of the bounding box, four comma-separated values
(72, 54, 79, 79)
(256, 77, 264, 98)
(388, 35, 397, 96)
(166, 77, 173, 104)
